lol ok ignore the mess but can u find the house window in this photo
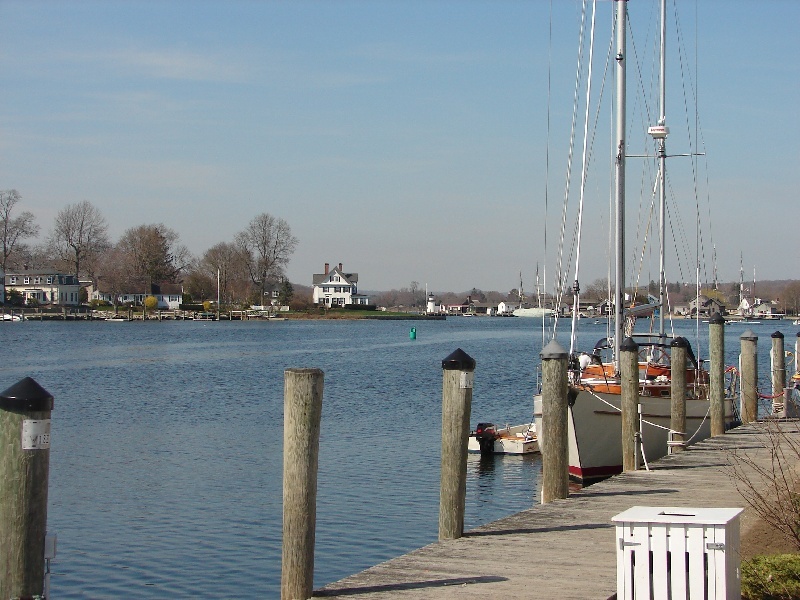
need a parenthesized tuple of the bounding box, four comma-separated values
(9, 276, 16, 284)
(24, 277, 30, 284)
(34, 277, 41, 284)
(47, 276, 53, 284)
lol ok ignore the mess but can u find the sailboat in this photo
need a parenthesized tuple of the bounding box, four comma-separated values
(533, 0, 738, 484)
(513, 267, 555, 319)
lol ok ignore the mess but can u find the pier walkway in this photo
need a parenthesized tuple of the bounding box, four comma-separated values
(315, 422, 798, 599)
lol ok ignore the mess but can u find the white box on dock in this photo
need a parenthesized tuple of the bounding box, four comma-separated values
(612, 506, 743, 600)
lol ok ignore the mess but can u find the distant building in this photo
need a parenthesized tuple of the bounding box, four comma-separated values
(4, 269, 81, 306)
(92, 280, 183, 309)
(312, 263, 371, 307)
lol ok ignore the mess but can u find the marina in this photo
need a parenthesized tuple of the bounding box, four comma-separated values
(0, 318, 796, 597)
(316, 421, 800, 599)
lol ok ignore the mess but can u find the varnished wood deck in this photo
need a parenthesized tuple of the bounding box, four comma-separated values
(314, 422, 799, 599)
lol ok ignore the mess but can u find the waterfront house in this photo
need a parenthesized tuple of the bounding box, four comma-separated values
(497, 301, 516, 315)
(4, 269, 81, 306)
(312, 263, 371, 307)
(92, 280, 183, 310)
(689, 295, 726, 318)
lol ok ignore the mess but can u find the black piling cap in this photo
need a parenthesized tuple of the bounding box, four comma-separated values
(442, 348, 476, 371)
(771, 331, 784, 339)
(620, 337, 639, 352)
(671, 336, 689, 348)
(0, 377, 54, 412)
(709, 312, 725, 325)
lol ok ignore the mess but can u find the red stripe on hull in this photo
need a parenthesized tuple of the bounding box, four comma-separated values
(569, 463, 622, 484)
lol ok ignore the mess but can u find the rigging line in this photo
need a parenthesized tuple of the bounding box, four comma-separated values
(570, 0, 598, 355)
(554, 0, 589, 318)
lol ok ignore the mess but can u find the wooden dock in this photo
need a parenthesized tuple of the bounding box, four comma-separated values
(315, 422, 799, 599)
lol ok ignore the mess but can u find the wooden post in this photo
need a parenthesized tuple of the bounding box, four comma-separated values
(669, 337, 687, 453)
(281, 368, 324, 600)
(771, 331, 786, 415)
(709, 313, 726, 436)
(740, 329, 758, 423)
(540, 339, 568, 503)
(0, 377, 54, 600)
(620, 337, 640, 472)
(439, 348, 474, 540)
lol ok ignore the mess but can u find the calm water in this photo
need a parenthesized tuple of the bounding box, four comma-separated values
(0, 316, 795, 597)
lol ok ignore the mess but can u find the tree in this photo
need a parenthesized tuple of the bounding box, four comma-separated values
(279, 278, 294, 306)
(96, 246, 136, 312)
(117, 223, 189, 285)
(0, 189, 39, 272)
(235, 213, 298, 301)
(47, 201, 110, 280)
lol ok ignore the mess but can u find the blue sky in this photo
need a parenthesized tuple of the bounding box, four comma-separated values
(1, 1, 797, 294)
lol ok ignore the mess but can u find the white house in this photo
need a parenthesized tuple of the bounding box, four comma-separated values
(4, 270, 81, 306)
(497, 301, 517, 315)
(312, 263, 371, 307)
(92, 281, 183, 310)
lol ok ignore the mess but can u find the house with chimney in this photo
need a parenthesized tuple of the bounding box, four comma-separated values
(312, 263, 371, 307)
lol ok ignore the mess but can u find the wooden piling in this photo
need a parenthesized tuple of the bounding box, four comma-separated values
(771, 331, 786, 403)
(540, 340, 568, 503)
(0, 377, 54, 600)
(669, 337, 687, 452)
(620, 337, 639, 472)
(709, 313, 726, 436)
(439, 349, 475, 540)
(281, 368, 324, 600)
(740, 330, 758, 423)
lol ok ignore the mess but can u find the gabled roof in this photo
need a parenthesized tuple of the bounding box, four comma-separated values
(312, 266, 358, 286)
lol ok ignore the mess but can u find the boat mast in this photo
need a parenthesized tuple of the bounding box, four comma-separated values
(656, 0, 667, 340)
(613, 0, 627, 371)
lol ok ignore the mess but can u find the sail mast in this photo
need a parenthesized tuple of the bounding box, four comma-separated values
(657, 0, 667, 339)
(613, 0, 627, 371)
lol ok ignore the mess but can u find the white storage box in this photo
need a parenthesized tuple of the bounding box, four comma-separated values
(612, 506, 743, 600)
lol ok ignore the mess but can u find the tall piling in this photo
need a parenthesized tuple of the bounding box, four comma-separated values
(669, 337, 687, 453)
(0, 377, 54, 600)
(771, 331, 786, 406)
(709, 313, 726, 436)
(540, 339, 568, 503)
(439, 348, 475, 540)
(281, 368, 324, 600)
(740, 329, 759, 423)
(620, 337, 640, 472)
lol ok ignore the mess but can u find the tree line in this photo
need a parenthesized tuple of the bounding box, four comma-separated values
(0, 190, 298, 308)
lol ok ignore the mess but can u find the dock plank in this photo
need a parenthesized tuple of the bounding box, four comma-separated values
(315, 423, 798, 599)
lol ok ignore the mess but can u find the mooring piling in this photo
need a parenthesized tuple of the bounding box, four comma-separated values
(669, 336, 687, 453)
(709, 313, 726, 436)
(620, 337, 640, 472)
(771, 331, 786, 407)
(281, 368, 324, 600)
(0, 377, 54, 600)
(740, 329, 758, 423)
(439, 348, 475, 540)
(540, 339, 568, 503)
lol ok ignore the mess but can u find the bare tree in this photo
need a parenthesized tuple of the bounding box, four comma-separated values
(0, 189, 39, 272)
(117, 223, 189, 285)
(96, 246, 136, 313)
(200, 242, 250, 305)
(47, 201, 110, 280)
(235, 213, 298, 302)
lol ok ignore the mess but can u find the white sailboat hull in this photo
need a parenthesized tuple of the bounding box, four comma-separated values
(534, 391, 735, 483)
(512, 307, 555, 318)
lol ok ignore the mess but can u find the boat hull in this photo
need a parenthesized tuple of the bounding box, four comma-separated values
(468, 423, 539, 455)
(534, 391, 735, 484)
(512, 307, 555, 318)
